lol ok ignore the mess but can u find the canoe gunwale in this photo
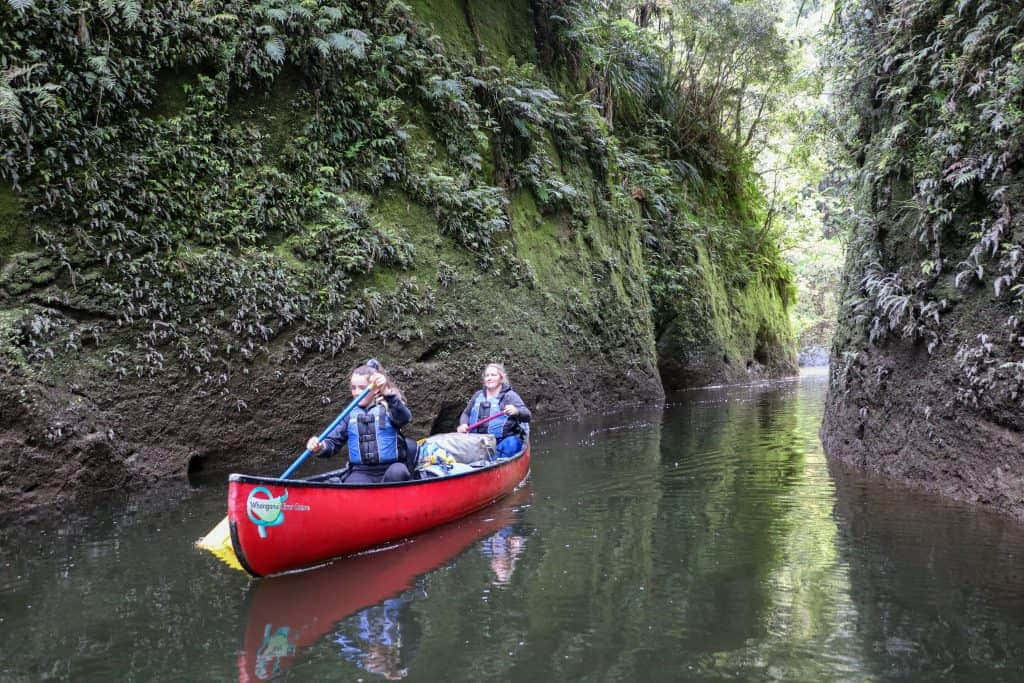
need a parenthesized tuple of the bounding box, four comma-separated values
(228, 447, 528, 488)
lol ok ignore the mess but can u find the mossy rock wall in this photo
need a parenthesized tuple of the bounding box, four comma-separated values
(0, 0, 793, 517)
(658, 242, 795, 388)
(822, 2, 1024, 521)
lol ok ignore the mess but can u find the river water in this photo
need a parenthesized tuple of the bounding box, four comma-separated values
(3, 370, 1024, 681)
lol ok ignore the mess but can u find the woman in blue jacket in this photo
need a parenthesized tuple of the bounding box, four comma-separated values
(457, 363, 531, 458)
(307, 360, 414, 483)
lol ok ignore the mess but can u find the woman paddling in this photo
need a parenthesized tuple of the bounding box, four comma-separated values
(456, 362, 530, 458)
(307, 360, 415, 483)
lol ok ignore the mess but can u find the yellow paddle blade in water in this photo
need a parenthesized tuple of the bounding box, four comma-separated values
(195, 516, 244, 572)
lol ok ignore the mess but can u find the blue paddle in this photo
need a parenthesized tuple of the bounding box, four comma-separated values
(281, 385, 373, 478)
(197, 384, 373, 558)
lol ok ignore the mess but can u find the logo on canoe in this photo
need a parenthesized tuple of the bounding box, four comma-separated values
(247, 487, 288, 538)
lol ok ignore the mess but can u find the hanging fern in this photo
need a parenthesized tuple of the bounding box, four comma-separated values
(264, 36, 285, 62)
(833, 0, 1024, 409)
(326, 28, 369, 58)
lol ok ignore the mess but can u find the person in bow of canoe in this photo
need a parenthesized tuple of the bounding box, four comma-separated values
(307, 359, 415, 484)
(456, 362, 531, 458)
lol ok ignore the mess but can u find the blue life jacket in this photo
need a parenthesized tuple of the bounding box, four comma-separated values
(347, 402, 400, 465)
(468, 391, 508, 440)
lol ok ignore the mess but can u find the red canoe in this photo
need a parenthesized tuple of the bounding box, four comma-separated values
(237, 486, 530, 681)
(227, 446, 530, 576)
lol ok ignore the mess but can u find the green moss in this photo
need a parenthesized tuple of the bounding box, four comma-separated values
(407, 0, 537, 65)
(406, 116, 450, 166)
(518, 205, 603, 314)
(694, 242, 795, 371)
(538, 129, 563, 169)
(469, 0, 537, 65)
(366, 190, 464, 287)
(271, 241, 306, 273)
(409, 0, 477, 59)
(365, 268, 399, 291)
(370, 192, 437, 250)
(509, 191, 559, 282)
(0, 186, 32, 263)
(231, 67, 309, 161)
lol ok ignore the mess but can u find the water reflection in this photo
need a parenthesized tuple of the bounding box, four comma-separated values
(237, 487, 530, 681)
(482, 528, 528, 587)
(656, 376, 864, 678)
(830, 461, 1024, 678)
(335, 595, 415, 680)
(8, 372, 1024, 680)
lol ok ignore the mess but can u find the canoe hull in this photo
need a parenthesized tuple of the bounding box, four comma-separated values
(228, 447, 530, 576)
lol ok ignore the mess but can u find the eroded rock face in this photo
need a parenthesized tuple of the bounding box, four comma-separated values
(823, 314, 1024, 524)
(822, 3, 1024, 520)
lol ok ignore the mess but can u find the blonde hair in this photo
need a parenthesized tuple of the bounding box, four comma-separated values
(481, 362, 509, 386)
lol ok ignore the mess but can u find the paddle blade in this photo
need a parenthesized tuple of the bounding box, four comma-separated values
(195, 516, 244, 572)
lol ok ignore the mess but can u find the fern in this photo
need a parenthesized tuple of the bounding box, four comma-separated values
(319, 6, 344, 21)
(327, 29, 369, 59)
(264, 37, 285, 63)
(257, 6, 288, 23)
(0, 83, 23, 128)
(122, 0, 141, 26)
(311, 37, 330, 57)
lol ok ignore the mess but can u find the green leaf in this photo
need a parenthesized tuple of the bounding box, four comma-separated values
(312, 37, 330, 57)
(320, 6, 344, 21)
(264, 37, 285, 63)
(326, 28, 369, 59)
(512, 117, 531, 138)
(122, 0, 141, 26)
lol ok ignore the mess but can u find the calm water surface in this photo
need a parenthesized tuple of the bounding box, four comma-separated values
(4, 370, 1024, 681)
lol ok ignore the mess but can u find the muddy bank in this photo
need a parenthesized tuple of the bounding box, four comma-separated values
(823, 330, 1024, 525)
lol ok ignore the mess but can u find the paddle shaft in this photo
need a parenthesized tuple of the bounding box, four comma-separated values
(281, 385, 373, 479)
(465, 411, 507, 432)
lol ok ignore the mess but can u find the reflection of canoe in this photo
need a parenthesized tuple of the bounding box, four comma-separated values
(237, 487, 530, 682)
(228, 446, 530, 576)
